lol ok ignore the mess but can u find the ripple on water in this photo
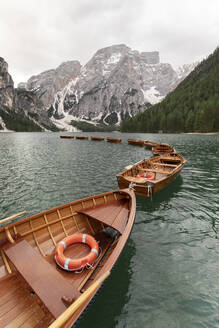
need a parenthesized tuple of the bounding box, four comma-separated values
(0, 132, 219, 328)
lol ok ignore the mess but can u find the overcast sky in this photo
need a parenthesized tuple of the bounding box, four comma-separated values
(0, 0, 218, 85)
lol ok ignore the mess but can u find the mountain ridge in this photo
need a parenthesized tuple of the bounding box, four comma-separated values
(22, 44, 196, 131)
(1, 44, 198, 132)
(120, 47, 219, 133)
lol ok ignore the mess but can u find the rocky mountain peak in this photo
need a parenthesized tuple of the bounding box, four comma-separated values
(0, 57, 58, 131)
(13, 44, 197, 131)
(49, 45, 181, 129)
(21, 60, 81, 107)
(0, 57, 14, 109)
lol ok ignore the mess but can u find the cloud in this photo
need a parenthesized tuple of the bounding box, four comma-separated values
(0, 0, 218, 85)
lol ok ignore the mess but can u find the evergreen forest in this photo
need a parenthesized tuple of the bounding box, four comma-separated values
(120, 47, 219, 133)
(0, 107, 42, 132)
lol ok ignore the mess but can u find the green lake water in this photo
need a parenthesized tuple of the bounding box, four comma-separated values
(0, 132, 219, 328)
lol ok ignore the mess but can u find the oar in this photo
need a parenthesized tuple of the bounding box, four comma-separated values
(0, 211, 27, 225)
(49, 270, 110, 328)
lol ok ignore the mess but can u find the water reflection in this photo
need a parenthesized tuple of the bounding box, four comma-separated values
(77, 239, 136, 328)
(136, 175, 184, 214)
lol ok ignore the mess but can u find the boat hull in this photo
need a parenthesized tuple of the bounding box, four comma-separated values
(127, 139, 145, 147)
(76, 136, 88, 140)
(91, 137, 105, 141)
(117, 166, 183, 197)
(0, 189, 136, 327)
(106, 137, 122, 143)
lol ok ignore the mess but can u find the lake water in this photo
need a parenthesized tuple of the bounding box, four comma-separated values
(0, 132, 219, 328)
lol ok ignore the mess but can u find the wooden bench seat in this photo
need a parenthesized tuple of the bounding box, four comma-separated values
(139, 168, 171, 175)
(151, 163, 177, 167)
(158, 157, 181, 162)
(125, 176, 149, 183)
(3, 239, 80, 319)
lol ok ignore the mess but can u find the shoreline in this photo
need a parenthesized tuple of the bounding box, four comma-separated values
(185, 132, 219, 135)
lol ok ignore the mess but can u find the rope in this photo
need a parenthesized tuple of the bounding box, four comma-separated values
(146, 181, 153, 200)
(75, 246, 103, 273)
(86, 246, 103, 270)
(129, 182, 136, 190)
(75, 267, 84, 274)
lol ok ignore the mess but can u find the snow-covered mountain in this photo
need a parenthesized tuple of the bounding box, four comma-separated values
(22, 45, 197, 131)
(19, 61, 81, 108)
(176, 62, 199, 81)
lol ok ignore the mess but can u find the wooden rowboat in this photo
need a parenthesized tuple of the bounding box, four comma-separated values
(150, 152, 186, 165)
(91, 136, 105, 141)
(76, 136, 88, 140)
(127, 139, 145, 147)
(144, 140, 160, 149)
(106, 137, 122, 143)
(0, 189, 136, 327)
(152, 144, 174, 155)
(117, 155, 186, 197)
(60, 136, 74, 139)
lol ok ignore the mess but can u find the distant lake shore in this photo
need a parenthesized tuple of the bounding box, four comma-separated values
(185, 132, 219, 135)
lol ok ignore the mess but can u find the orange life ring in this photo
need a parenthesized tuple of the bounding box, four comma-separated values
(136, 173, 155, 180)
(137, 174, 145, 178)
(55, 233, 99, 271)
(146, 173, 155, 180)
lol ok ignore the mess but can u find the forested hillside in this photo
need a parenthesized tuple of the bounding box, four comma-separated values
(0, 106, 42, 132)
(120, 47, 219, 133)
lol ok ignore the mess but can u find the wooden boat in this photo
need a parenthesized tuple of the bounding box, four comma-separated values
(91, 136, 105, 141)
(144, 140, 160, 149)
(127, 139, 145, 147)
(106, 137, 122, 143)
(60, 136, 74, 139)
(150, 152, 186, 165)
(152, 144, 174, 155)
(76, 136, 88, 140)
(117, 154, 186, 197)
(0, 189, 136, 327)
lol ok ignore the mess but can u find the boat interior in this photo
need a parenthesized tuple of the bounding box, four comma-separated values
(121, 155, 183, 183)
(0, 191, 131, 327)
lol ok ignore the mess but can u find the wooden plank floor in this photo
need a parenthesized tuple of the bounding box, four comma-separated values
(0, 231, 114, 327)
(0, 273, 52, 328)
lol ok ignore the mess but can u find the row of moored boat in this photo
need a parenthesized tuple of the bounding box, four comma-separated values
(0, 138, 186, 327)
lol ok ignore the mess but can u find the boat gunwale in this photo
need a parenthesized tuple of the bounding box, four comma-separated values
(117, 155, 185, 177)
(117, 163, 184, 185)
(0, 189, 136, 327)
(65, 188, 136, 327)
(0, 189, 134, 231)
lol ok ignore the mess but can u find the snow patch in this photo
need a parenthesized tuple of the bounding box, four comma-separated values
(51, 114, 79, 132)
(0, 116, 14, 132)
(51, 112, 99, 131)
(107, 53, 122, 65)
(176, 62, 199, 79)
(102, 53, 122, 76)
(103, 113, 110, 125)
(92, 112, 103, 122)
(53, 76, 79, 117)
(81, 67, 87, 77)
(141, 87, 164, 105)
(116, 112, 121, 125)
(68, 77, 79, 88)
